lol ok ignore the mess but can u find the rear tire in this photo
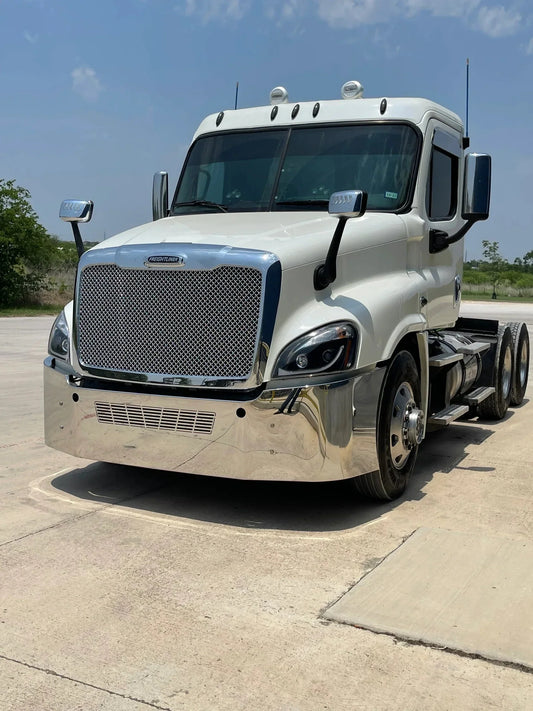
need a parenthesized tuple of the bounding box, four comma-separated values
(477, 325, 513, 420)
(506, 321, 529, 406)
(353, 351, 422, 501)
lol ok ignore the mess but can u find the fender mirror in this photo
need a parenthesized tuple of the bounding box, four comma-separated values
(314, 190, 367, 291)
(59, 199, 93, 223)
(59, 199, 94, 258)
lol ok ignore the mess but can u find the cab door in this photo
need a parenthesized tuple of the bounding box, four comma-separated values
(419, 120, 464, 329)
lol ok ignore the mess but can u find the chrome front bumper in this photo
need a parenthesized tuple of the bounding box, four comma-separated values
(44, 360, 383, 482)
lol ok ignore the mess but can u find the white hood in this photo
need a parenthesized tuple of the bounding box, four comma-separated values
(92, 211, 405, 270)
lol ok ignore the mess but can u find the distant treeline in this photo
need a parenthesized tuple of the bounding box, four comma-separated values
(463, 242, 533, 298)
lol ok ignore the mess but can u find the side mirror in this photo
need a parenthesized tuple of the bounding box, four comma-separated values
(59, 199, 94, 258)
(153, 171, 168, 221)
(430, 153, 492, 254)
(328, 189, 367, 219)
(462, 153, 491, 221)
(315, 190, 367, 291)
(59, 199, 93, 223)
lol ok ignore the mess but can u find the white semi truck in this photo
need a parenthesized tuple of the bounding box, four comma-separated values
(44, 81, 530, 500)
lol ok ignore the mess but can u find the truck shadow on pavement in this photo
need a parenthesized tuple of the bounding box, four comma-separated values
(50, 418, 501, 533)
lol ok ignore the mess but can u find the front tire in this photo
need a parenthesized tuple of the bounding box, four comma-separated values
(353, 351, 423, 501)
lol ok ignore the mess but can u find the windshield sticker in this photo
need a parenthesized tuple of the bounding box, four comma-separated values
(385, 191, 398, 199)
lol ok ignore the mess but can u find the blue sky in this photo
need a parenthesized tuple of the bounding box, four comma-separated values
(1, 0, 532, 260)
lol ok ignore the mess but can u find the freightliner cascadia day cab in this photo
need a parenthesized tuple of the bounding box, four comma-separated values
(44, 80, 530, 500)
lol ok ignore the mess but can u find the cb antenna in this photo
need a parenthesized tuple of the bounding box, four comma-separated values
(234, 81, 239, 110)
(465, 58, 470, 147)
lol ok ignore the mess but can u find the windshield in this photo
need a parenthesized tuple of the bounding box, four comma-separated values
(171, 123, 419, 215)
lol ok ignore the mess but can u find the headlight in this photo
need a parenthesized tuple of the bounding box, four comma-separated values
(273, 322, 356, 377)
(48, 310, 70, 361)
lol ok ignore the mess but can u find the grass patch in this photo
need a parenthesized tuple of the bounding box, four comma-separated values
(0, 304, 62, 317)
(462, 291, 533, 303)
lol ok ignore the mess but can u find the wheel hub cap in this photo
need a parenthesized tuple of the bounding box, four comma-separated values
(390, 381, 424, 470)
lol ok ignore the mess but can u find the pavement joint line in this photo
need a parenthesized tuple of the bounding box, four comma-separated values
(320, 528, 533, 676)
(0, 653, 174, 710)
(0, 438, 42, 450)
(0, 508, 99, 549)
(0, 474, 177, 549)
(322, 619, 533, 675)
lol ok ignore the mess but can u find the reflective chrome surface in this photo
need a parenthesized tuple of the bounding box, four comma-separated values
(73, 244, 281, 389)
(328, 190, 367, 218)
(501, 341, 513, 400)
(152, 171, 168, 221)
(44, 362, 384, 482)
(389, 381, 420, 469)
(59, 199, 94, 223)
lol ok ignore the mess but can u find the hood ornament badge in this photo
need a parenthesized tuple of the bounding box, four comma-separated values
(145, 255, 186, 267)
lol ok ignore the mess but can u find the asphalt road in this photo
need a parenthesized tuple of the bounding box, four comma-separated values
(1, 302, 532, 710)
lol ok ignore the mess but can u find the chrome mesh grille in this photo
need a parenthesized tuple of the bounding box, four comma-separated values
(77, 264, 263, 378)
(95, 401, 215, 434)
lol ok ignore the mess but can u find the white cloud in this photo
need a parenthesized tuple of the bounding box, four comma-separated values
(280, 0, 302, 19)
(313, 0, 483, 28)
(23, 30, 38, 44)
(181, 0, 251, 22)
(315, 0, 399, 28)
(179, 0, 528, 39)
(71, 66, 103, 102)
(476, 5, 522, 37)
(404, 0, 480, 18)
(301, 0, 526, 38)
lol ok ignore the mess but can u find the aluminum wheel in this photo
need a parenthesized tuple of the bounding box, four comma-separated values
(389, 381, 423, 470)
(353, 350, 422, 501)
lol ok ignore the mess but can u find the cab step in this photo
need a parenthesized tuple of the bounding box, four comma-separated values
(428, 404, 470, 426)
(463, 386, 495, 406)
(429, 352, 463, 368)
(455, 341, 491, 356)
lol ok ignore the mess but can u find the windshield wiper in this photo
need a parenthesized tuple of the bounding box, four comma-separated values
(275, 199, 329, 207)
(173, 200, 228, 213)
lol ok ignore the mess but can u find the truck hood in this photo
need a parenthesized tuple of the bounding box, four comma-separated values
(93, 211, 406, 270)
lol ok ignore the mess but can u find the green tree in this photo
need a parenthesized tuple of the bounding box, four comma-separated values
(481, 240, 507, 299)
(523, 250, 533, 273)
(0, 179, 55, 306)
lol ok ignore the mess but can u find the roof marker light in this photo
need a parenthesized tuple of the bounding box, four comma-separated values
(270, 86, 289, 105)
(341, 80, 364, 100)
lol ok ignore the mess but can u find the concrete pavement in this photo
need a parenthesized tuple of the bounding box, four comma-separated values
(1, 305, 532, 710)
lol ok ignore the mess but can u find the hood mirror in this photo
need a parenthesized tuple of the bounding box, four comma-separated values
(59, 199, 94, 258)
(314, 190, 367, 291)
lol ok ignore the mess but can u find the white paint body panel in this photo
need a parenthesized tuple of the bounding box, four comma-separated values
(88, 95, 466, 375)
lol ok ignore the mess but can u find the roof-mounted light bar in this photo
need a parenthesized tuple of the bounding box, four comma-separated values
(268, 80, 364, 107)
(341, 80, 364, 100)
(270, 86, 289, 105)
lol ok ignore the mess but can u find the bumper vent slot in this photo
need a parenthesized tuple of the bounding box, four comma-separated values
(95, 401, 216, 435)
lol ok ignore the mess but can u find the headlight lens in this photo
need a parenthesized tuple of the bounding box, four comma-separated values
(273, 322, 356, 377)
(48, 310, 70, 361)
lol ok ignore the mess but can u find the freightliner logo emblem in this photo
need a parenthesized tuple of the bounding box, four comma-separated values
(145, 255, 186, 267)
